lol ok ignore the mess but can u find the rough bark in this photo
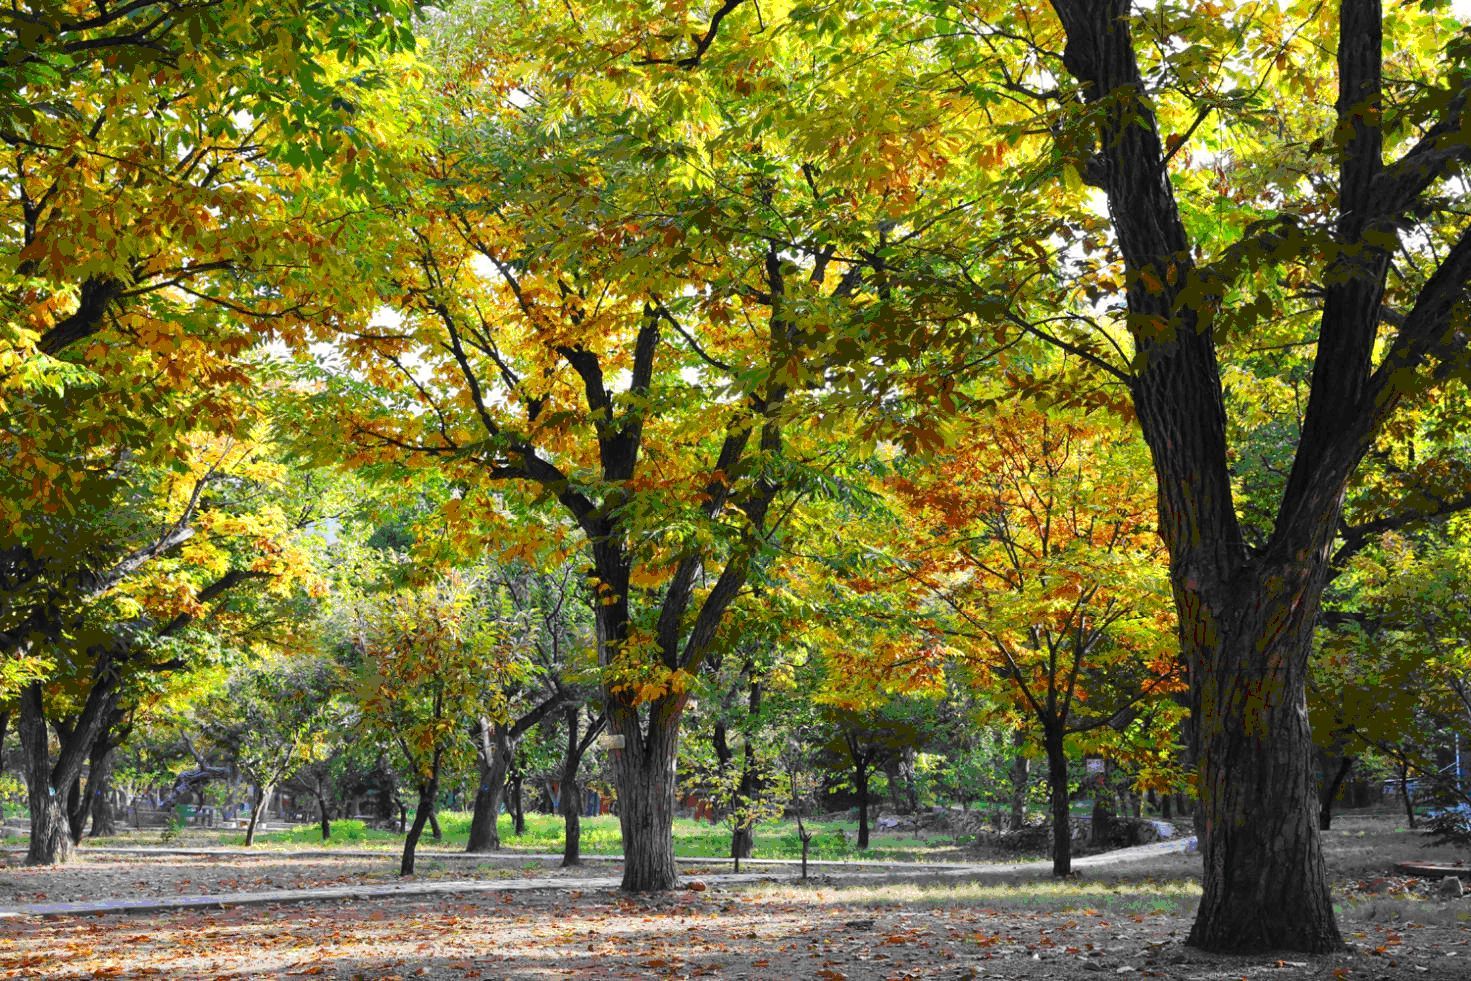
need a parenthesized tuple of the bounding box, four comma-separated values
(1186, 592, 1340, 952)
(18, 683, 71, 865)
(612, 697, 682, 891)
(1044, 728, 1072, 877)
(88, 743, 120, 838)
(1034, 0, 1471, 952)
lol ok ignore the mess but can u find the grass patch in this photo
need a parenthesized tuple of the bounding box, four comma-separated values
(95, 812, 973, 862)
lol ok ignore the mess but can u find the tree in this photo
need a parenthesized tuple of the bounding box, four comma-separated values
(200, 656, 344, 845)
(884, 404, 1180, 875)
(465, 566, 585, 853)
(958, 0, 1471, 951)
(353, 573, 517, 876)
(2, 0, 413, 864)
(317, 0, 987, 890)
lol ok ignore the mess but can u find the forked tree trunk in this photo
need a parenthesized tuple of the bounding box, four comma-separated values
(612, 698, 681, 891)
(559, 705, 601, 868)
(1184, 570, 1341, 954)
(1043, 728, 1071, 877)
(18, 683, 72, 866)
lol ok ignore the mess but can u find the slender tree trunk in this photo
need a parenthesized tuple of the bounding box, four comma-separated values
(1090, 759, 1114, 847)
(1319, 755, 1354, 831)
(1009, 729, 1029, 830)
(612, 697, 681, 891)
(1044, 728, 1071, 877)
(731, 741, 758, 861)
(65, 771, 86, 844)
(510, 773, 525, 835)
(428, 808, 442, 841)
(466, 719, 510, 853)
(244, 784, 269, 846)
(401, 779, 438, 877)
(317, 791, 331, 841)
(0, 709, 7, 823)
(560, 707, 585, 867)
(1399, 759, 1416, 829)
(854, 762, 871, 851)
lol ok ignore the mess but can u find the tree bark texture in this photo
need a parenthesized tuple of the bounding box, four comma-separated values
(612, 697, 681, 891)
(1035, 0, 1471, 952)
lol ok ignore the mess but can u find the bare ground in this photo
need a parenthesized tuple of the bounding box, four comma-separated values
(0, 812, 1467, 980)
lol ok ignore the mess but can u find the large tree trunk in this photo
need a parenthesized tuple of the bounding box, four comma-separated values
(1043, 728, 1071, 877)
(466, 718, 511, 852)
(18, 683, 72, 865)
(854, 761, 871, 851)
(18, 675, 115, 865)
(88, 742, 120, 838)
(1184, 583, 1341, 954)
(1009, 729, 1029, 830)
(612, 697, 681, 891)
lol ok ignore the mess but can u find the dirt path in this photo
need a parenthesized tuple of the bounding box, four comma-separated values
(0, 839, 1190, 919)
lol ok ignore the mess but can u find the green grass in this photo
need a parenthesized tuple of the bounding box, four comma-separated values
(194, 812, 969, 862)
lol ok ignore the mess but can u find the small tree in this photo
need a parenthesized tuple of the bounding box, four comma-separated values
(885, 405, 1182, 876)
(354, 573, 516, 876)
(201, 657, 343, 846)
